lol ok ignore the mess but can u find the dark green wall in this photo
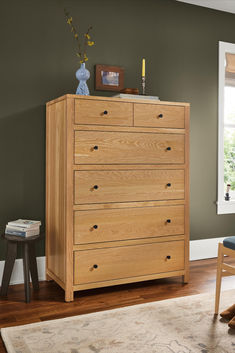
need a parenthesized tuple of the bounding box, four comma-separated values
(1, 0, 235, 260)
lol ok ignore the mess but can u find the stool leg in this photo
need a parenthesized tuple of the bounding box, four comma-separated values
(28, 243, 39, 291)
(0, 242, 17, 296)
(215, 243, 223, 314)
(22, 243, 31, 303)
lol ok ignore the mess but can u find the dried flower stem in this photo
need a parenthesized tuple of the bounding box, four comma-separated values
(64, 9, 94, 63)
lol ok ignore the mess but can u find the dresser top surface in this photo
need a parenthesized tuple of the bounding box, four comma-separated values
(46, 94, 190, 107)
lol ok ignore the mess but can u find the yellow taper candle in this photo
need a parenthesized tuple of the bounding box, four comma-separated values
(142, 58, 145, 77)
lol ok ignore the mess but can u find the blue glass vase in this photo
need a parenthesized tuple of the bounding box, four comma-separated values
(75, 63, 90, 95)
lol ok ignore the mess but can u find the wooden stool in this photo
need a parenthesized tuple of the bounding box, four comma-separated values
(0, 233, 41, 303)
(215, 237, 235, 314)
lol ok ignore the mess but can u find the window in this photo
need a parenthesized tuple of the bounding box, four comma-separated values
(217, 42, 235, 214)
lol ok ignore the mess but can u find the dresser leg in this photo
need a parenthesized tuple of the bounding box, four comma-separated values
(65, 289, 74, 302)
(183, 272, 189, 284)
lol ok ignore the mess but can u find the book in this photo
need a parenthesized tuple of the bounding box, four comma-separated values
(113, 93, 160, 100)
(7, 219, 41, 229)
(6, 225, 40, 233)
(5, 228, 40, 237)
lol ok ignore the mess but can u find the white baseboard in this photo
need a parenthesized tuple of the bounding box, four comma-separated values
(0, 256, 46, 285)
(189, 237, 225, 261)
(0, 237, 226, 285)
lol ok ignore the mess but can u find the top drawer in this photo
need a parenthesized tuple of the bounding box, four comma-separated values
(134, 104, 185, 128)
(75, 99, 133, 126)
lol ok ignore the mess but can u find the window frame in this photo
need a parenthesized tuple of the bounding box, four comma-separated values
(217, 41, 235, 214)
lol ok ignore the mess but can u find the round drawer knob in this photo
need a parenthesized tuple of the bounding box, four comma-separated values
(103, 110, 108, 115)
(93, 145, 99, 150)
(166, 147, 171, 151)
(93, 185, 99, 190)
(166, 183, 171, 187)
(166, 255, 171, 260)
(166, 219, 171, 223)
(93, 264, 98, 269)
(93, 224, 98, 229)
(158, 114, 163, 118)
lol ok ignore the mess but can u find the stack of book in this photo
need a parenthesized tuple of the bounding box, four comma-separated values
(5, 219, 41, 237)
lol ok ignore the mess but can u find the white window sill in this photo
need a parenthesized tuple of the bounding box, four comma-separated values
(217, 200, 235, 214)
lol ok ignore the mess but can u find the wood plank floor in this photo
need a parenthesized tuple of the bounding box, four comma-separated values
(0, 258, 234, 352)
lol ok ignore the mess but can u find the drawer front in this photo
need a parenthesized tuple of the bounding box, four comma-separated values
(75, 99, 133, 126)
(134, 104, 185, 128)
(74, 240, 185, 284)
(74, 169, 185, 204)
(74, 131, 185, 164)
(74, 205, 185, 244)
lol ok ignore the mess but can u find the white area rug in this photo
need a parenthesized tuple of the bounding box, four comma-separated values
(1, 290, 235, 353)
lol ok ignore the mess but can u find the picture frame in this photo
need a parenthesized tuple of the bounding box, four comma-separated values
(95, 64, 124, 91)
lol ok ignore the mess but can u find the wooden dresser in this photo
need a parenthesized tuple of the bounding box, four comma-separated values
(46, 94, 190, 302)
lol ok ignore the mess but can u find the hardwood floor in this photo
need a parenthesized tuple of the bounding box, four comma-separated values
(0, 258, 234, 352)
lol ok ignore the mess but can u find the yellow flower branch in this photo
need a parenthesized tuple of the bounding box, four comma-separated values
(64, 9, 95, 63)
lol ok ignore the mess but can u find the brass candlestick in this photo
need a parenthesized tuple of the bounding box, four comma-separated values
(141, 76, 146, 95)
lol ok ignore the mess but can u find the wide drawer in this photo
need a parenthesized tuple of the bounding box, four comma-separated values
(75, 99, 133, 126)
(74, 205, 185, 244)
(74, 169, 184, 204)
(74, 131, 185, 164)
(74, 240, 185, 284)
(134, 104, 185, 128)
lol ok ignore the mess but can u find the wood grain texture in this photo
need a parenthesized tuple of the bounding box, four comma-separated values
(74, 124, 186, 134)
(74, 240, 185, 285)
(134, 103, 185, 128)
(45, 103, 50, 284)
(75, 99, 133, 126)
(74, 169, 185, 204)
(74, 131, 185, 164)
(184, 105, 190, 283)
(73, 199, 185, 211)
(74, 164, 186, 171)
(47, 94, 190, 107)
(46, 95, 190, 302)
(74, 205, 185, 244)
(73, 235, 185, 251)
(65, 98, 75, 302)
(46, 269, 65, 290)
(73, 270, 186, 291)
(46, 100, 66, 284)
(215, 243, 224, 314)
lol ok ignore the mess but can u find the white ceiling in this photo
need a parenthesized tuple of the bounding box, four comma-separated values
(176, 0, 235, 14)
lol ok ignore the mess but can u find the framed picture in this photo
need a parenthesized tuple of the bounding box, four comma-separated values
(95, 65, 124, 91)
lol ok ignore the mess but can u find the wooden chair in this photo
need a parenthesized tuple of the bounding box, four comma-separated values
(215, 237, 235, 314)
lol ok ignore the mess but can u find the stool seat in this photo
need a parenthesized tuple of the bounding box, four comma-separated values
(223, 236, 235, 250)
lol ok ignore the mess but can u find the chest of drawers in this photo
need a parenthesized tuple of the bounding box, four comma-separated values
(46, 95, 190, 302)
